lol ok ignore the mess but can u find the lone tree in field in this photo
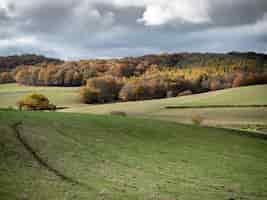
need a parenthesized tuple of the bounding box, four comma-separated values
(17, 93, 56, 111)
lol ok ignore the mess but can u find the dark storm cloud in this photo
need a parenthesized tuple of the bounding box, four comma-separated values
(210, 0, 267, 26)
(94, 3, 144, 27)
(0, 0, 266, 60)
(0, 6, 9, 23)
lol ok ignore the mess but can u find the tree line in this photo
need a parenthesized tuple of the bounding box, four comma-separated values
(1, 52, 267, 103)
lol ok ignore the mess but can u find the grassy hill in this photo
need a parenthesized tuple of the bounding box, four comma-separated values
(0, 84, 81, 108)
(65, 84, 267, 113)
(64, 85, 267, 131)
(1, 84, 267, 131)
(1, 110, 267, 199)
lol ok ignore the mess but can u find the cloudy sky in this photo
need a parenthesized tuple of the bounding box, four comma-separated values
(1, 0, 267, 60)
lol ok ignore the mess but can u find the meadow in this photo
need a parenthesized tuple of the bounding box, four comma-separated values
(1, 83, 266, 132)
(1, 110, 267, 199)
(64, 84, 267, 130)
(1, 83, 267, 199)
(0, 84, 81, 108)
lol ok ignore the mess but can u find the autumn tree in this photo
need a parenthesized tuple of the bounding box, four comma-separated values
(17, 93, 56, 111)
(232, 72, 246, 87)
(119, 78, 167, 101)
(79, 87, 100, 104)
(85, 75, 123, 102)
(15, 69, 31, 85)
(0, 72, 14, 84)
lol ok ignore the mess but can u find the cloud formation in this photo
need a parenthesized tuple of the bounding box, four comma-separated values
(138, 0, 211, 25)
(0, 0, 266, 59)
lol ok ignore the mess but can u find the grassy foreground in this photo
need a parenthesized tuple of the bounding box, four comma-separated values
(1, 110, 267, 199)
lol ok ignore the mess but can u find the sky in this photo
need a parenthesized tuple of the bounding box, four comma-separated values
(0, 0, 267, 60)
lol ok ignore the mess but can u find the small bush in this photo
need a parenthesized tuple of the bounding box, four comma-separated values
(86, 76, 123, 102)
(191, 115, 204, 125)
(17, 93, 55, 111)
(232, 72, 246, 87)
(177, 90, 192, 97)
(48, 104, 57, 111)
(110, 111, 127, 116)
(0, 72, 14, 84)
(119, 78, 167, 101)
(79, 87, 100, 104)
(7, 106, 16, 111)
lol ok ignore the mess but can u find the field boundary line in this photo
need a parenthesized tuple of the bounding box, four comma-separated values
(165, 105, 267, 109)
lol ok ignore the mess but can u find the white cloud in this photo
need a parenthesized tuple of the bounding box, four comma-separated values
(0, 36, 38, 47)
(73, 1, 115, 28)
(0, 0, 266, 58)
(1, 0, 211, 26)
(137, 0, 211, 26)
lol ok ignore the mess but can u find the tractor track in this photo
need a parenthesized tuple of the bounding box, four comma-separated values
(11, 121, 91, 189)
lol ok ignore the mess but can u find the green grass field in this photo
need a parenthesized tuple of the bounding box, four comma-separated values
(62, 84, 267, 131)
(0, 84, 81, 108)
(1, 110, 267, 199)
(1, 84, 267, 132)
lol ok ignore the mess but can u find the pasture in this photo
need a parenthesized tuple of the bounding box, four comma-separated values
(1, 110, 267, 199)
(1, 84, 267, 132)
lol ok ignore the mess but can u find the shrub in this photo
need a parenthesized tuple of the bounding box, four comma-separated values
(86, 76, 123, 102)
(110, 111, 127, 116)
(246, 72, 267, 85)
(0, 72, 14, 84)
(48, 104, 57, 111)
(119, 78, 167, 101)
(109, 62, 136, 77)
(79, 87, 100, 104)
(15, 69, 31, 85)
(64, 70, 82, 86)
(7, 106, 16, 111)
(210, 79, 222, 91)
(119, 81, 138, 101)
(17, 93, 56, 111)
(232, 72, 246, 87)
(177, 90, 192, 97)
(191, 115, 204, 125)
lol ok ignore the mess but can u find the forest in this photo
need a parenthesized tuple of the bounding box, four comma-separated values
(1, 52, 267, 103)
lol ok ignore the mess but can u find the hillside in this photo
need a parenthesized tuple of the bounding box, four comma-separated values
(65, 84, 267, 113)
(1, 84, 267, 132)
(3, 52, 266, 86)
(0, 84, 80, 109)
(0, 54, 62, 84)
(5, 52, 266, 105)
(3, 52, 266, 71)
(65, 85, 267, 131)
(0, 54, 61, 72)
(1, 110, 267, 199)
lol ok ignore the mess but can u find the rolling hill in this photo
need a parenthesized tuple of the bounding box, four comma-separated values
(1, 84, 267, 132)
(1, 110, 267, 199)
(0, 54, 61, 72)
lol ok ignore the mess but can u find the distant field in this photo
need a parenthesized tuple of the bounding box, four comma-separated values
(1, 84, 267, 131)
(0, 83, 81, 108)
(64, 85, 267, 131)
(1, 110, 267, 199)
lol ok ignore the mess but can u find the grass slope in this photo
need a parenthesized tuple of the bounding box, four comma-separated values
(1, 84, 267, 129)
(1, 84, 266, 109)
(64, 85, 267, 129)
(65, 84, 267, 113)
(1, 110, 267, 199)
(0, 84, 81, 108)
